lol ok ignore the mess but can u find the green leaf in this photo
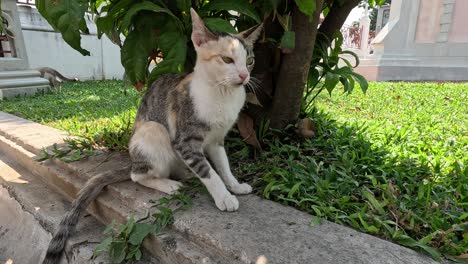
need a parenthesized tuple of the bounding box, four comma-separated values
(361, 188, 385, 215)
(103, 221, 114, 235)
(124, 216, 136, 237)
(346, 74, 356, 94)
(340, 75, 351, 94)
(121, 1, 178, 30)
(203, 0, 261, 23)
(176, 0, 191, 12)
(341, 50, 360, 68)
(324, 72, 340, 95)
(288, 181, 304, 198)
(121, 30, 151, 85)
(295, 0, 316, 20)
(308, 68, 320, 87)
(135, 249, 142, 260)
(279, 31, 296, 53)
(394, 235, 441, 261)
(109, 241, 127, 263)
(36, 0, 90, 55)
(350, 72, 369, 94)
(129, 223, 154, 246)
(148, 35, 187, 85)
(93, 237, 112, 257)
(204, 18, 237, 34)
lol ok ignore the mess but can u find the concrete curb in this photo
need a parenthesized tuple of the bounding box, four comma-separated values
(0, 111, 439, 264)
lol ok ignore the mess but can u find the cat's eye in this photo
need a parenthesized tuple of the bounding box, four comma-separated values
(221, 56, 234, 64)
(246, 57, 254, 66)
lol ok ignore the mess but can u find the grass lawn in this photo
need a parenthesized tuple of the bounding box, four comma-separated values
(0, 81, 466, 260)
(0, 81, 140, 151)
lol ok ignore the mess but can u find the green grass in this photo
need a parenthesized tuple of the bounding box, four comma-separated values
(0, 81, 466, 261)
(230, 82, 467, 261)
(0, 81, 140, 151)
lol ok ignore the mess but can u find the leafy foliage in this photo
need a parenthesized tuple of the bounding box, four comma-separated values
(302, 32, 367, 114)
(36, 0, 90, 55)
(93, 179, 200, 263)
(35, 0, 377, 92)
(228, 82, 468, 261)
(37, 140, 97, 163)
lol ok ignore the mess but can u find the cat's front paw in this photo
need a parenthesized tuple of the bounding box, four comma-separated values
(229, 183, 253, 195)
(215, 193, 239, 212)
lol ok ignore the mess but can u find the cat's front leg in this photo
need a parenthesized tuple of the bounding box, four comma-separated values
(206, 144, 252, 195)
(173, 138, 239, 211)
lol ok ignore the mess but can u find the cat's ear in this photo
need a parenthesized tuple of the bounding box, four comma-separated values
(237, 24, 263, 47)
(190, 8, 217, 47)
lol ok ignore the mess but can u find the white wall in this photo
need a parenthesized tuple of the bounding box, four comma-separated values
(17, 4, 124, 80)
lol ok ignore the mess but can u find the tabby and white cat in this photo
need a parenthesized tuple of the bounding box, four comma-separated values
(42, 8, 262, 263)
(129, 8, 262, 211)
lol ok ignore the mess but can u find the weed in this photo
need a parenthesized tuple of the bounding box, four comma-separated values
(93, 179, 202, 263)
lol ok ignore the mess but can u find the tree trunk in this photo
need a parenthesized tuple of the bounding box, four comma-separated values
(269, 0, 324, 129)
(318, 0, 361, 42)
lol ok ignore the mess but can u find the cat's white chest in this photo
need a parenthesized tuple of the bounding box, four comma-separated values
(191, 86, 246, 143)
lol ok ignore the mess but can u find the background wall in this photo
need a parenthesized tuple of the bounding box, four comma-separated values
(17, 4, 124, 80)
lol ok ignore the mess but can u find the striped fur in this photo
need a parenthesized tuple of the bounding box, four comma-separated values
(42, 167, 130, 264)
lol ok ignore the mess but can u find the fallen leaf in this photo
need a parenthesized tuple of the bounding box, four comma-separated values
(134, 80, 145, 93)
(295, 118, 316, 139)
(246, 92, 263, 106)
(457, 253, 468, 259)
(237, 113, 262, 150)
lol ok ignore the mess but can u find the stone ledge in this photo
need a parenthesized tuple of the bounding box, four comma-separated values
(0, 111, 439, 264)
(0, 143, 159, 264)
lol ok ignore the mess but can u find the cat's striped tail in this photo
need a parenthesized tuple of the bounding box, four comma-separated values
(42, 167, 131, 264)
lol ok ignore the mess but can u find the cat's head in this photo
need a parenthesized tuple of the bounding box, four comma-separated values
(190, 8, 262, 88)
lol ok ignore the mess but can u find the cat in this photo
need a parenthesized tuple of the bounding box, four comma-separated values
(128, 8, 262, 211)
(37, 67, 79, 92)
(42, 8, 262, 264)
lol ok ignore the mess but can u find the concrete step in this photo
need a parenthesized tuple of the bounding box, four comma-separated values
(0, 85, 50, 99)
(0, 111, 440, 264)
(0, 149, 106, 264)
(0, 70, 50, 100)
(0, 70, 41, 79)
(0, 77, 50, 89)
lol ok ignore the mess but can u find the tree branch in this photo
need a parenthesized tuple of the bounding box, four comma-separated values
(318, 0, 361, 42)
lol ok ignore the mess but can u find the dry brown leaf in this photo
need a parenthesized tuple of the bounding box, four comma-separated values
(237, 113, 262, 150)
(246, 92, 263, 106)
(457, 253, 468, 259)
(134, 80, 145, 93)
(295, 118, 316, 139)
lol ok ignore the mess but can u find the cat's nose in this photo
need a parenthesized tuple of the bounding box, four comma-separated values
(239, 73, 248, 81)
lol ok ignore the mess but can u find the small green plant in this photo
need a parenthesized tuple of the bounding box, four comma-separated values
(93, 179, 201, 263)
(37, 140, 97, 163)
(301, 32, 368, 115)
